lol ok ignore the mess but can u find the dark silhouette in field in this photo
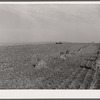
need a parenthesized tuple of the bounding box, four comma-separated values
(66, 50, 70, 54)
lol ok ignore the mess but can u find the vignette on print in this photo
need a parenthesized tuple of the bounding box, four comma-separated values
(0, 1, 100, 99)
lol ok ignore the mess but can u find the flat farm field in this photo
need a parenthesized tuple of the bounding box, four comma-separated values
(0, 42, 99, 89)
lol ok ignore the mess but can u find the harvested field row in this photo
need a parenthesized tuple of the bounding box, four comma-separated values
(89, 70, 100, 89)
(57, 67, 82, 89)
(80, 69, 95, 89)
(68, 68, 88, 89)
(57, 46, 100, 89)
(80, 53, 97, 70)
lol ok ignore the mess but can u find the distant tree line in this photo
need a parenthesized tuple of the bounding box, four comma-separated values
(56, 42, 63, 44)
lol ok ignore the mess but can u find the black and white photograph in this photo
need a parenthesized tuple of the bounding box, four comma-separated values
(0, 2, 100, 90)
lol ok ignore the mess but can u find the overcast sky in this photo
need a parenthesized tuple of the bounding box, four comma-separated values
(0, 4, 100, 44)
